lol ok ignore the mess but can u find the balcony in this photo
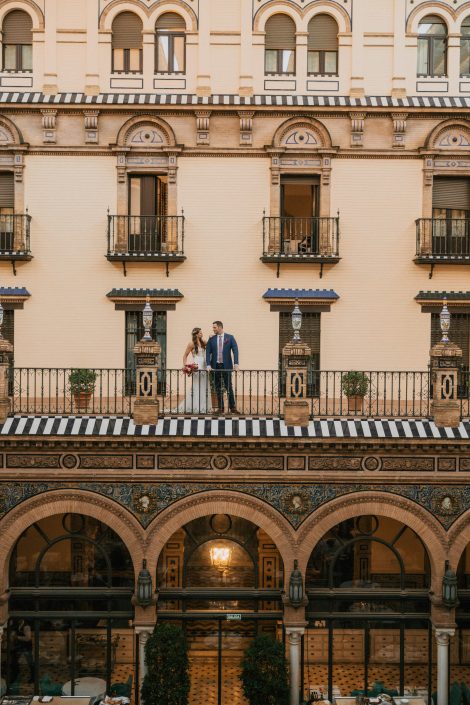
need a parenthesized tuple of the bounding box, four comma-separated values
(0, 213, 32, 273)
(106, 214, 185, 275)
(261, 216, 340, 277)
(415, 218, 470, 274)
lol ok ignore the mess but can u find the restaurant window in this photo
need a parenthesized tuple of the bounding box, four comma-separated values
(111, 12, 143, 73)
(307, 14, 338, 75)
(155, 12, 186, 73)
(2, 10, 32, 72)
(461, 17, 470, 76)
(431, 177, 470, 256)
(279, 311, 320, 395)
(265, 14, 296, 74)
(417, 15, 447, 76)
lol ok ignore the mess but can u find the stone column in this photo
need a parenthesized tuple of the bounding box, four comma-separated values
(135, 627, 152, 686)
(282, 337, 311, 427)
(435, 628, 455, 705)
(286, 627, 304, 705)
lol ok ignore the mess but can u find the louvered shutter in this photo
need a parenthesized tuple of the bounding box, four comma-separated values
(0, 174, 14, 208)
(3, 10, 32, 44)
(279, 312, 320, 358)
(112, 12, 143, 49)
(432, 312, 470, 367)
(265, 15, 296, 50)
(156, 13, 186, 31)
(308, 14, 338, 50)
(433, 177, 470, 210)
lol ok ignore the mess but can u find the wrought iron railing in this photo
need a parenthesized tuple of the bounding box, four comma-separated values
(107, 214, 185, 257)
(262, 216, 339, 258)
(416, 218, 470, 258)
(0, 213, 31, 254)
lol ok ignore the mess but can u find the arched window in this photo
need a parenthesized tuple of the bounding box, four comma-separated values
(111, 11, 143, 73)
(461, 16, 470, 76)
(264, 14, 296, 75)
(2, 10, 32, 72)
(156, 12, 186, 73)
(417, 14, 447, 77)
(307, 14, 338, 76)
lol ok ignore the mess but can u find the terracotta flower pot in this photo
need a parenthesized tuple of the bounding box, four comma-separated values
(73, 391, 93, 411)
(347, 395, 364, 413)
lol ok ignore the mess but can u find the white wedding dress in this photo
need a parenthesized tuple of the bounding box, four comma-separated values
(178, 350, 211, 414)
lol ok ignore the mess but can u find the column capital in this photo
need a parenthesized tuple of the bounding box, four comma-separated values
(434, 627, 455, 645)
(285, 626, 305, 644)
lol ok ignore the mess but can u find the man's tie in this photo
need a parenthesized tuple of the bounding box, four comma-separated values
(217, 335, 223, 363)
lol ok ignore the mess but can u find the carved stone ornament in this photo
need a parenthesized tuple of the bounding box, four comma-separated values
(84, 110, 99, 145)
(282, 127, 319, 149)
(132, 490, 157, 515)
(60, 454, 79, 469)
(126, 126, 166, 147)
(211, 455, 230, 470)
(238, 111, 254, 146)
(41, 109, 57, 144)
(433, 493, 460, 516)
(391, 113, 407, 149)
(362, 456, 382, 471)
(436, 129, 470, 149)
(282, 491, 310, 515)
(195, 110, 211, 145)
(350, 112, 365, 148)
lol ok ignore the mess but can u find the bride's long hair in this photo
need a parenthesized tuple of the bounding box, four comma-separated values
(192, 327, 206, 354)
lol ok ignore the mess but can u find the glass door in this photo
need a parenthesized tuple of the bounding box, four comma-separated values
(128, 175, 168, 252)
(280, 176, 320, 254)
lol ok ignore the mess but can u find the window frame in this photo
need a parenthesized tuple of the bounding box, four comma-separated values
(112, 47, 142, 74)
(155, 30, 186, 74)
(417, 19, 447, 77)
(307, 49, 338, 76)
(2, 43, 32, 72)
(461, 21, 470, 77)
(264, 48, 295, 75)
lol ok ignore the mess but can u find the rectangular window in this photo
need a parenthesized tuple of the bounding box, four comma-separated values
(3, 44, 32, 72)
(125, 311, 167, 394)
(431, 177, 470, 256)
(461, 38, 470, 76)
(279, 311, 320, 396)
(417, 38, 429, 75)
(308, 50, 338, 75)
(156, 34, 185, 73)
(112, 48, 142, 73)
(417, 37, 446, 76)
(264, 49, 295, 74)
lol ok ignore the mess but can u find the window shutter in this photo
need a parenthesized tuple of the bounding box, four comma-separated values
(0, 173, 14, 208)
(432, 312, 470, 367)
(112, 12, 143, 49)
(156, 13, 186, 31)
(432, 177, 470, 210)
(3, 10, 32, 44)
(265, 15, 296, 50)
(279, 312, 320, 355)
(308, 14, 338, 50)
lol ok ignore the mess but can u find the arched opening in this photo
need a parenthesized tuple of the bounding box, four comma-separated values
(304, 515, 433, 703)
(4, 513, 135, 698)
(2, 10, 32, 73)
(156, 514, 284, 705)
(461, 16, 470, 77)
(264, 14, 296, 75)
(307, 14, 339, 76)
(111, 12, 143, 74)
(450, 543, 470, 686)
(417, 15, 447, 77)
(155, 12, 186, 74)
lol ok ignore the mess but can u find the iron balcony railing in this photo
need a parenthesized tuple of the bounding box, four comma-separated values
(262, 216, 339, 259)
(8, 368, 470, 419)
(416, 218, 470, 259)
(107, 214, 185, 258)
(0, 213, 31, 254)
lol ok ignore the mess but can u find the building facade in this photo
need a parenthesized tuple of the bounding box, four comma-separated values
(0, 1, 469, 705)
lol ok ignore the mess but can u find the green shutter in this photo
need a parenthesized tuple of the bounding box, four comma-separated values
(265, 14, 296, 50)
(112, 12, 143, 49)
(432, 177, 470, 210)
(3, 10, 32, 44)
(156, 13, 186, 31)
(307, 14, 338, 51)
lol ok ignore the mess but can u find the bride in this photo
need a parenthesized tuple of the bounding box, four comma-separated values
(178, 327, 211, 414)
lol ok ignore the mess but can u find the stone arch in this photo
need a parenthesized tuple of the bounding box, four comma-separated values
(272, 115, 333, 150)
(295, 491, 447, 593)
(0, 0, 44, 30)
(99, 0, 150, 31)
(406, 3, 456, 35)
(301, 2, 351, 34)
(446, 509, 470, 572)
(0, 115, 23, 145)
(145, 490, 297, 582)
(116, 114, 177, 149)
(0, 489, 145, 593)
(151, 3, 197, 33)
(457, 3, 470, 27)
(254, 2, 302, 33)
(425, 119, 470, 151)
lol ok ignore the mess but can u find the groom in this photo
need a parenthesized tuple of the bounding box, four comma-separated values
(206, 321, 239, 414)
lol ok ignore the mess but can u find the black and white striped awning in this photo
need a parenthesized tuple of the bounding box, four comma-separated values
(0, 93, 469, 108)
(0, 415, 469, 438)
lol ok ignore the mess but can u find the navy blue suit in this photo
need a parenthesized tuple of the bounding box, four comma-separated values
(206, 333, 239, 410)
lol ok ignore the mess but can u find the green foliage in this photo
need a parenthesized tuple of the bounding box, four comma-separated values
(341, 371, 369, 398)
(141, 623, 190, 705)
(241, 634, 289, 705)
(68, 368, 97, 394)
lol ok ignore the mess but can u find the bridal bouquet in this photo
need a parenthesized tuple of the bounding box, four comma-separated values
(182, 363, 198, 376)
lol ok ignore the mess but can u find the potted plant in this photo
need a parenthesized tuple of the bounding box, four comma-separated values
(69, 369, 97, 411)
(341, 371, 369, 413)
(241, 634, 289, 705)
(141, 623, 190, 705)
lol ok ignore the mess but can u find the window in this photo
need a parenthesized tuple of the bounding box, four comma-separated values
(264, 14, 296, 74)
(128, 175, 168, 252)
(279, 310, 320, 395)
(280, 175, 320, 254)
(417, 15, 447, 76)
(0, 172, 14, 251)
(111, 12, 142, 73)
(461, 17, 470, 76)
(307, 14, 338, 75)
(155, 12, 186, 73)
(431, 177, 470, 255)
(2, 10, 32, 72)
(125, 310, 166, 393)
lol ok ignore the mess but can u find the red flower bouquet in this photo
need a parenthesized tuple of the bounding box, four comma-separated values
(182, 363, 198, 376)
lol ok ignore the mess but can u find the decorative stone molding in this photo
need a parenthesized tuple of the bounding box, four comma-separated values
(41, 109, 57, 144)
(425, 119, 470, 152)
(195, 110, 211, 146)
(272, 117, 333, 151)
(13, 153, 24, 183)
(392, 113, 407, 149)
(84, 110, 99, 145)
(350, 112, 366, 148)
(116, 115, 177, 150)
(238, 111, 254, 146)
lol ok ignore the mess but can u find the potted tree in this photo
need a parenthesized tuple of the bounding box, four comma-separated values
(69, 369, 97, 411)
(241, 634, 289, 705)
(341, 371, 369, 413)
(141, 622, 190, 705)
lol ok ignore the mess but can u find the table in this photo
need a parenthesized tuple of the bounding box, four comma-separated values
(62, 677, 106, 697)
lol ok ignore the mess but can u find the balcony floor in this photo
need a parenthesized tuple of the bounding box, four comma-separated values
(0, 414, 468, 438)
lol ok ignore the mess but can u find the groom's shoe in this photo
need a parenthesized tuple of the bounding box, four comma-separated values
(230, 407, 240, 414)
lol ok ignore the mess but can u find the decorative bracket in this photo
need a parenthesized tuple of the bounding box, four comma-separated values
(350, 112, 365, 148)
(391, 113, 407, 149)
(41, 109, 57, 144)
(195, 111, 211, 146)
(84, 110, 99, 144)
(238, 111, 254, 146)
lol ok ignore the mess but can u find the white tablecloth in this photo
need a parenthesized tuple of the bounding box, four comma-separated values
(62, 677, 106, 696)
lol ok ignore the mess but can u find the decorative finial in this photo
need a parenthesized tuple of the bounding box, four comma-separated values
(291, 299, 302, 343)
(440, 297, 451, 344)
(142, 295, 153, 342)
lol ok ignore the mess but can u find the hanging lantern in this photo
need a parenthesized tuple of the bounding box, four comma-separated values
(442, 560, 458, 608)
(289, 559, 304, 607)
(291, 300, 302, 343)
(136, 559, 153, 607)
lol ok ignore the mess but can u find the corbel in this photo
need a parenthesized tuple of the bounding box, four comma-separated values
(195, 110, 211, 146)
(116, 150, 127, 183)
(84, 110, 100, 145)
(320, 155, 332, 186)
(423, 156, 434, 187)
(13, 152, 24, 183)
(41, 109, 57, 144)
(391, 113, 407, 149)
(238, 111, 254, 146)
(350, 112, 365, 148)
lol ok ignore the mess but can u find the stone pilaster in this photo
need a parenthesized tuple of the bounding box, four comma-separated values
(282, 340, 311, 427)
